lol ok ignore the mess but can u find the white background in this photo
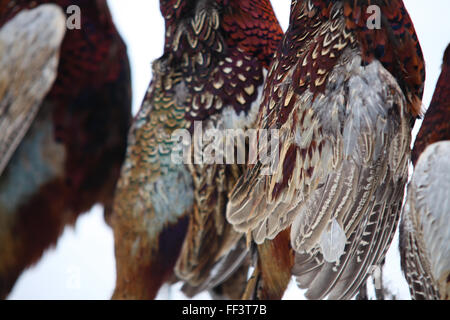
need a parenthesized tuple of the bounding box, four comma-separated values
(7, 0, 450, 299)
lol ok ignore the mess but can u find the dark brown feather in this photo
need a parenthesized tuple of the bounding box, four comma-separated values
(0, 0, 131, 299)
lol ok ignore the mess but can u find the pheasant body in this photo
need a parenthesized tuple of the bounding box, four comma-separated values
(0, 0, 131, 298)
(112, 0, 283, 299)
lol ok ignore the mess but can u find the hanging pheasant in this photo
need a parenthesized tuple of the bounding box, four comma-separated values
(400, 44, 450, 300)
(0, 0, 132, 298)
(227, 0, 425, 300)
(111, 0, 283, 299)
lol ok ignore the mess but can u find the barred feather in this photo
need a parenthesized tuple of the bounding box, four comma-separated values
(0, 0, 132, 299)
(400, 44, 450, 300)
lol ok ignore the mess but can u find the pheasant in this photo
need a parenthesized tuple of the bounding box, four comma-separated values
(227, 0, 425, 300)
(111, 0, 283, 299)
(0, 0, 131, 298)
(400, 44, 450, 300)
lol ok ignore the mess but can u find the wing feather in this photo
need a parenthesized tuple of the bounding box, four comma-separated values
(228, 46, 412, 299)
(400, 141, 450, 299)
(0, 4, 66, 175)
(171, 0, 282, 293)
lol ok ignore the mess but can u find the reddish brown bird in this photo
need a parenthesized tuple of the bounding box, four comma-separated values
(227, 0, 425, 300)
(0, 0, 131, 298)
(111, 0, 283, 299)
(400, 44, 450, 300)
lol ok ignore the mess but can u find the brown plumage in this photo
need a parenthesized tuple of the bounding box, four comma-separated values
(400, 44, 450, 300)
(111, 0, 283, 299)
(411, 45, 450, 165)
(227, 0, 424, 300)
(0, 0, 131, 298)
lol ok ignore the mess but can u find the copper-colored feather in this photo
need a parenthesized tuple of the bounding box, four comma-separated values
(411, 45, 450, 165)
(0, 0, 132, 298)
(0, 4, 65, 176)
(111, 0, 283, 299)
(227, 0, 424, 300)
(243, 229, 295, 300)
